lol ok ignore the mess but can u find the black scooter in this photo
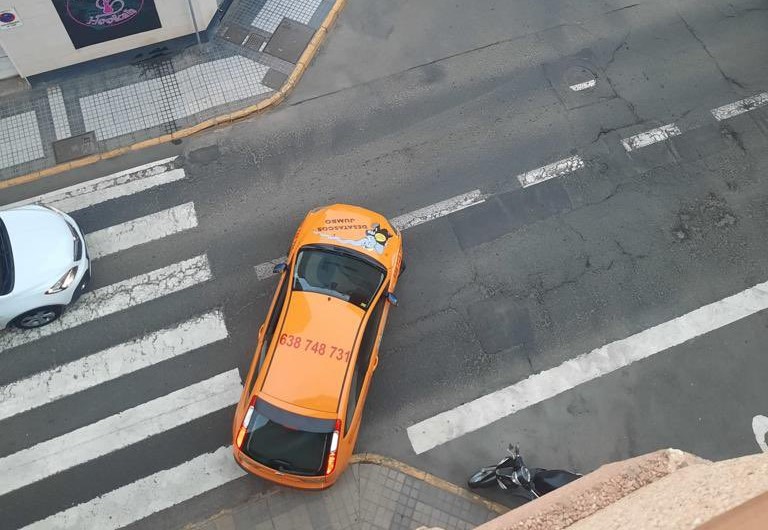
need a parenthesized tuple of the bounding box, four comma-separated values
(468, 444, 581, 500)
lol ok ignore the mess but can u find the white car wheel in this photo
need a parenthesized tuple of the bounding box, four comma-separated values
(13, 306, 62, 329)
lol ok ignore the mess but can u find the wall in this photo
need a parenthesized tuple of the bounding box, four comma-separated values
(0, 0, 219, 78)
(0, 43, 17, 80)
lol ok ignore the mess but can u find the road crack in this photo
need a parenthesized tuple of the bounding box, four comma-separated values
(678, 12, 747, 91)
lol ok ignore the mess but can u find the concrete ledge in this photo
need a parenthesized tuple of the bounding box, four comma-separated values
(475, 449, 707, 530)
(696, 490, 768, 530)
(568, 452, 768, 530)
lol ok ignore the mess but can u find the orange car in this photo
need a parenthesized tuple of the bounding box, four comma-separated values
(232, 204, 404, 489)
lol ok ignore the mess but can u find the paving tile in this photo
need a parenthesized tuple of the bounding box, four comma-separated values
(263, 18, 316, 64)
(231, 496, 272, 527)
(251, 0, 324, 33)
(0, 110, 44, 170)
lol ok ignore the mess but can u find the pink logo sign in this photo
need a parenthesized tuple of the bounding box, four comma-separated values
(66, 0, 144, 28)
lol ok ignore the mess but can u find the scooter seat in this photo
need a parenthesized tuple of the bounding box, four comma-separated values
(533, 469, 580, 495)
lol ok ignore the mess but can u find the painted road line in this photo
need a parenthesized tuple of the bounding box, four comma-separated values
(21, 445, 245, 530)
(407, 279, 768, 454)
(1, 157, 182, 212)
(516, 156, 585, 188)
(86, 202, 198, 259)
(253, 190, 487, 280)
(0, 311, 228, 422)
(391, 190, 486, 231)
(569, 79, 596, 91)
(711, 92, 768, 121)
(0, 370, 242, 496)
(0, 255, 212, 353)
(621, 124, 681, 152)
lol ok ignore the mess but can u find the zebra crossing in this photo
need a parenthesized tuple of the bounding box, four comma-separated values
(0, 155, 496, 529)
(0, 158, 249, 530)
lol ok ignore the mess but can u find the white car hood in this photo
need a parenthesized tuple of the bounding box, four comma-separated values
(1, 206, 75, 294)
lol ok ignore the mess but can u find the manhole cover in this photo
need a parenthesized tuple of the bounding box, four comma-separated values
(565, 65, 597, 92)
(53, 132, 98, 163)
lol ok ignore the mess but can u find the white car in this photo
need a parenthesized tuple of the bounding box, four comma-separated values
(0, 205, 90, 329)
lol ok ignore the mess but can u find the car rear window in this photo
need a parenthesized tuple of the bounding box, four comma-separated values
(242, 398, 335, 476)
(0, 219, 14, 296)
(293, 247, 385, 309)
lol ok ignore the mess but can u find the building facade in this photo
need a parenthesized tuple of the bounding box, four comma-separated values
(0, 0, 223, 81)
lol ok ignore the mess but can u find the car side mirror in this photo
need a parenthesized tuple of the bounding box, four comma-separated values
(386, 292, 398, 306)
(272, 262, 287, 274)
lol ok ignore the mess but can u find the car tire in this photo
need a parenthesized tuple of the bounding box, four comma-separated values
(12, 306, 63, 329)
(399, 258, 407, 274)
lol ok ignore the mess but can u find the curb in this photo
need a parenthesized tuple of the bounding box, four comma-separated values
(351, 453, 509, 515)
(0, 0, 347, 192)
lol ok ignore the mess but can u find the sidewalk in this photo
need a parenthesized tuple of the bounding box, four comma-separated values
(185, 455, 506, 530)
(0, 0, 341, 183)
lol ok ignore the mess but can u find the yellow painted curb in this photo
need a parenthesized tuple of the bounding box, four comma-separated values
(0, 0, 348, 192)
(351, 453, 509, 515)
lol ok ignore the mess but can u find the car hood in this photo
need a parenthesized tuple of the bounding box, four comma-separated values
(1, 206, 75, 293)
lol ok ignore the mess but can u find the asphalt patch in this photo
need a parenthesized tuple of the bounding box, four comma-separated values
(187, 144, 220, 165)
(467, 296, 535, 354)
(450, 180, 573, 251)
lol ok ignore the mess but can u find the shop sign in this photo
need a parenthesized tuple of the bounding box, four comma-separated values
(0, 8, 22, 30)
(51, 0, 161, 49)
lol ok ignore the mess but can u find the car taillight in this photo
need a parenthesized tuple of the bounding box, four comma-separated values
(236, 396, 257, 449)
(325, 420, 341, 476)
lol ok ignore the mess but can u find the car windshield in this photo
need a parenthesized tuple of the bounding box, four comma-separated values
(293, 247, 385, 309)
(242, 399, 335, 476)
(0, 219, 13, 296)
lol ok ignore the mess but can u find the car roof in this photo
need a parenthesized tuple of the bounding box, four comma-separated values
(260, 290, 366, 416)
(295, 204, 401, 270)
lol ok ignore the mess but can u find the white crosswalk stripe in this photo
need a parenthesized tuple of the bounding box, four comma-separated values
(86, 202, 199, 259)
(0, 255, 213, 353)
(0, 370, 242, 496)
(0, 311, 228, 422)
(1, 157, 183, 213)
(20, 446, 246, 530)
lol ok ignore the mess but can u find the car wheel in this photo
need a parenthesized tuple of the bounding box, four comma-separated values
(13, 306, 63, 329)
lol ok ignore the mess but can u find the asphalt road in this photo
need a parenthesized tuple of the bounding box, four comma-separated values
(1, 0, 768, 527)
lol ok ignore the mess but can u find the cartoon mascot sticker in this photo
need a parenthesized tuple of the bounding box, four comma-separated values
(317, 224, 392, 255)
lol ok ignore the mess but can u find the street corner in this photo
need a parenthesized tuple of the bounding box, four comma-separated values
(186, 454, 505, 530)
(0, 0, 348, 187)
